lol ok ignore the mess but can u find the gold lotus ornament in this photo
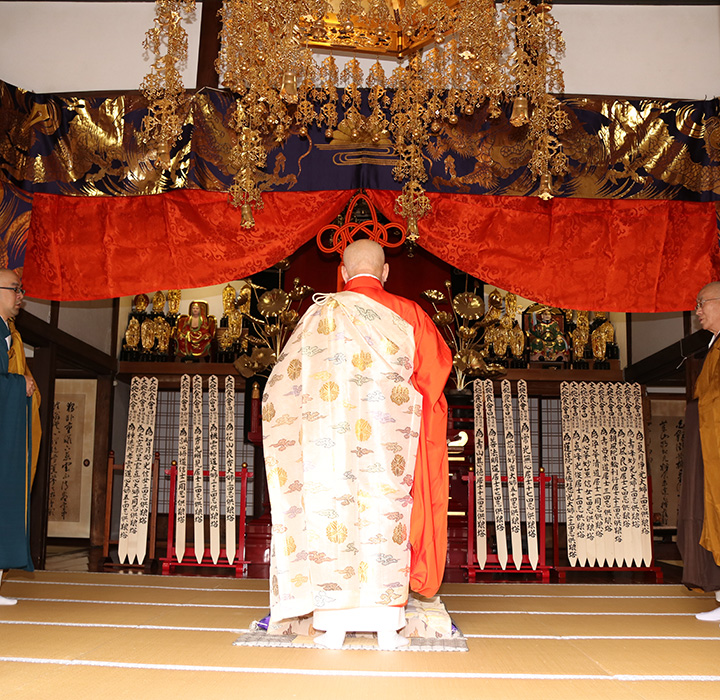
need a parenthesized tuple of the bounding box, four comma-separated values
(422, 278, 508, 390)
(433, 311, 453, 327)
(234, 346, 276, 378)
(279, 309, 299, 326)
(422, 289, 448, 304)
(452, 291, 485, 320)
(458, 325, 478, 341)
(233, 266, 312, 377)
(454, 348, 487, 374)
(258, 289, 289, 316)
(265, 323, 281, 338)
(288, 278, 314, 301)
(274, 258, 291, 271)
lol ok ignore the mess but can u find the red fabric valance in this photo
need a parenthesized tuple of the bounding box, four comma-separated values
(368, 191, 720, 313)
(23, 189, 354, 301)
(23, 188, 720, 311)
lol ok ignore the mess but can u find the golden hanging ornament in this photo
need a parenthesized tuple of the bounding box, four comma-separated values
(142, 0, 568, 237)
(138, 0, 196, 169)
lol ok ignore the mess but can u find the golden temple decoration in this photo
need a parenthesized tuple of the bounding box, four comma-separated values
(140, 0, 568, 236)
(422, 281, 508, 390)
(233, 264, 315, 378)
(139, 0, 196, 169)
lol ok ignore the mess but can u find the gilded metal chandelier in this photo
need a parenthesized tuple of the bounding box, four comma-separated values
(141, 0, 569, 240)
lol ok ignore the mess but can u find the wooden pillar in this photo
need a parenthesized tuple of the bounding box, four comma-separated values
(89, 376, 114, 551)
(196, 0, 222, 90)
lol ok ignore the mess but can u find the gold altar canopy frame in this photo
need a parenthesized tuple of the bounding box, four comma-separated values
(141, 0, 569, 233)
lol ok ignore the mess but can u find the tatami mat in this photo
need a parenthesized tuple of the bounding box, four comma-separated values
(2, 571, 720, 699)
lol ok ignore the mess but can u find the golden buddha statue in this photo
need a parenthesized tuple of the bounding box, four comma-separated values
(175, 300, 216, 360)
(152, 290, 166, 316)
(155, 317, 172, 355)
(572, 310, 590, 363)
(222, 284, 237, 317)
(590, 312, 615, 362)
(133, 293, 149, 315)
(124, 317, 140, 351)
(167, 289, 181, 316)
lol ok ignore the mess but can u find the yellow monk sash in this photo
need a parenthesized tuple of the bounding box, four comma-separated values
(7, 318, 41, 485)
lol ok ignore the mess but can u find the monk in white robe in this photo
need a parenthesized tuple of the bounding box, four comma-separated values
(262, 240, 452, 647)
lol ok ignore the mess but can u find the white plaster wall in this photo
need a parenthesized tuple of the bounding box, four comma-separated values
(0, 2, 718, 99)
(58, 299, 115, 354)
(630, 311, 685, 364)
(555, 4, 720, 100)
(0, 1, 201, 93)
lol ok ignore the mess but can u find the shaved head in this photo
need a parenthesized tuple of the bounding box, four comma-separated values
(699, 281, 720, 300)
(341, 239, 388, 284)
(697, 281, 720, 334)
(0, 268, 23, 324)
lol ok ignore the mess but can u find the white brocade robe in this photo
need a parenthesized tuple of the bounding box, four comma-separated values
(262, 291, 422, 624)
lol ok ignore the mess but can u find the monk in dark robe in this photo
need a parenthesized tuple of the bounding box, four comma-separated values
(678, 281, 720, 620)
(0, 268, 41, 605)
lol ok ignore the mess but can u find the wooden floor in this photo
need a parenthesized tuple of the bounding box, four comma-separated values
(2, 567, 720, 700)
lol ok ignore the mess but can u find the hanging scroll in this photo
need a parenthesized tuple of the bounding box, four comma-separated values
(48, 380, 96, 539)
(560, 382, 579, 567)
(501, 380, 523, 570)
(192, 374, 205, 564)
(474, 379, 539, 572)
(135, 377, 158, 564)
(225, 375, 237, 565)
(560, 381, 652, 568)
(596, 382, 613, 566)
(472, 380, 487, 569)
(118, 376, 158, 565)
(483, 379, 507, 570)
(614, 382, 633, 566)
(118, 377, 141, 564)
(587, 382, 605, 567)
(630, 383, 652, 567)
(517, 380, 538, 570)
(176, 374, 190, 563)
(208, 375, 221, 564)
(646, 399, 684, 528)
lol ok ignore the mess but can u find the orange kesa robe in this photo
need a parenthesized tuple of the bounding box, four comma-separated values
(343, 275, 452, 596)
